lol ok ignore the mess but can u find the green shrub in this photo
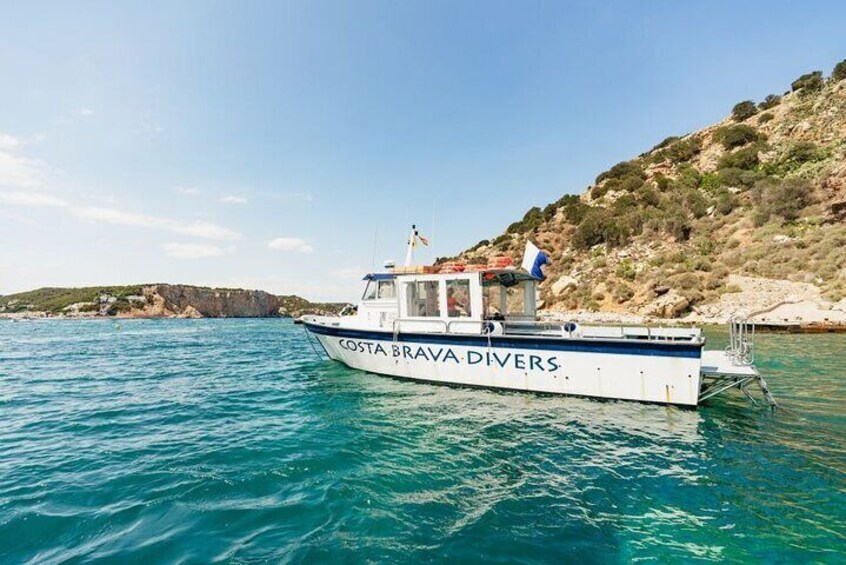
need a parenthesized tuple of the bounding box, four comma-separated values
(718, 167, 762, 189)
(758, 112, 774, 125)
(752, 177, 813, 224)
(784, 141, 820, 164)
(696, 238, 715, 256)
(591, 184, 608, 200)
(791, 71, 823, 93)
(612, 194, 637, 211)
(563, 201, 589, 224)
(663, 137, 702, 163)
(616, 259, 637, 281)
(572, 210, 607, 249)
(595, 161, 646, 184)
(713, 124, 762, 149)
(111, 299, 135, 314)
(604, 223, 630, 248)
(675, 163, 702, 189)
(492, 234, 510, 247)
(654, 174, 671, 191)
(699, 172, 722, 194)
(469, 239, 490, 251)
(758, 94, 781, 110)
(664, 210, 691, 241)
(682, 187, 709, 218)
(637, 185, 661, 207)
(651, 136, 681, 152)
(573, 209, 629, 249)
(715, 190, 738, 215)
(731, 100, 757, 121)
(506, 206, 546, 234)
(718, 144, 762, 170)
(834, 59, 846, 82)
(552, 194, 581, 208)
(506, 221, 524, 234)
(618, 175, 645, 193)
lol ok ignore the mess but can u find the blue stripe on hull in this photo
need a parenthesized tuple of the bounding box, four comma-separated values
(304, 322, 702, 359)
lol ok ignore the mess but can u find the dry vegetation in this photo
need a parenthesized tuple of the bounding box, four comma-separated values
(449, 60, 846, 317)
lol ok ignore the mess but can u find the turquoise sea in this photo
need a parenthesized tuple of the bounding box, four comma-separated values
(1, 319, 844, 563)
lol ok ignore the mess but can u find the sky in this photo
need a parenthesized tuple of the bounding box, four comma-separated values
(1, 1, 845, 301)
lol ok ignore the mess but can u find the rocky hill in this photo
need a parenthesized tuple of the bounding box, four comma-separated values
(452, 61, 846, 324)
(0, 284, 344, 319)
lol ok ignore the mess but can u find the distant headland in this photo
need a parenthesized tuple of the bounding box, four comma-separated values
(0, 284, 345, 320)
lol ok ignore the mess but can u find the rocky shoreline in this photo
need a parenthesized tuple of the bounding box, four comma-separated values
(4, 277, 845, 333)
(541, 274, 846, 332)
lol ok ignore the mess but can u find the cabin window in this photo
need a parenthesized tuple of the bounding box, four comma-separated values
(483, 281, 534, 318)
(406, 281, 441, 317)
(446, 279, 471, 318)
(362, 280, 377, 300)
(505, 284, 527, 315)
(362, 278, 395, 300)
(377, 280, 396, 299)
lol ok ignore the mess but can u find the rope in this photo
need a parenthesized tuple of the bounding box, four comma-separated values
(302, 325, 324, 360)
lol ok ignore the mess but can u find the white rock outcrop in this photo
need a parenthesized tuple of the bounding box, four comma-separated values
(551, 276, 578, 297)
(641, 290, 690, 319)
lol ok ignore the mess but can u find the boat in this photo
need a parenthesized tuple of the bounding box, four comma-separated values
(302, 227, 776, 408)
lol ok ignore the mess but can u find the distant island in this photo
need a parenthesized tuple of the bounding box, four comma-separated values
(444, 61, 846, 330)
(0, 284, 345, 320)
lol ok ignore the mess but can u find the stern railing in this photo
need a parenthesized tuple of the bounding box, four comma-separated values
(727, 316, 755, 366)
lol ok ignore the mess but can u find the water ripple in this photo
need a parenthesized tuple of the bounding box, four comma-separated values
(0, 319, 844, 563)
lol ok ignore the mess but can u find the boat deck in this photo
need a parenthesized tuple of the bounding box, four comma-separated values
(701, 350, 759, 377)
(699, 350, 776, 407)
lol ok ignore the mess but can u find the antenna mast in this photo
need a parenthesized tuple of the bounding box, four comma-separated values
(404, 224, 417, 267)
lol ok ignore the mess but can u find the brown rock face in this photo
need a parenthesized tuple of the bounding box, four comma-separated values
(146, 285, 286, 318)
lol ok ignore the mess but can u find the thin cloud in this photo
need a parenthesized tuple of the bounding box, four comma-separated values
(70, 205, 240, 240)
(77, 108, 95, 116)
(174, 185, 200, 196)
(263, 190, 315, 203)
(0, 133, 21, 150)
(267, 237, 314, 253)
(0, 149, 47, 188)
(220, 195, 248, 204)
(163, 242, 228, 259)
(0, 191, 68, 207)
(0, 136, 241, 244)
(331, 266, 367, 279)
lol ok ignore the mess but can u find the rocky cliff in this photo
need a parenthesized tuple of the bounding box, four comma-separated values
(450, 60, 846, 323)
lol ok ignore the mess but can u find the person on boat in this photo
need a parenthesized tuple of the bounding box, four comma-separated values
(447, 287, 467, 317)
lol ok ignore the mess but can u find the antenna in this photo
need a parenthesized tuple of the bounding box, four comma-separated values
(430, 198, 437, 262)
(404, 224, 417, 267)
(371, 227, 378, 271)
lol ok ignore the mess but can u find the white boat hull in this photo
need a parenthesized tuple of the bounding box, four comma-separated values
(305, 323, 704, 406)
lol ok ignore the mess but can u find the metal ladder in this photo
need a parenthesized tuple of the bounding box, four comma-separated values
(727, 316, 755, 366)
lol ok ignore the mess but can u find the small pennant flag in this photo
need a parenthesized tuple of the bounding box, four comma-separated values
(411, 226, 429, 247)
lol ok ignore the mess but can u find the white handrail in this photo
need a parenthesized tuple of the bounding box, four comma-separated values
(392, 318, 449, 335)
(446, 320, 486, 333)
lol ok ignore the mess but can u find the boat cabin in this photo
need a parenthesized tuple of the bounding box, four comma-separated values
(356, 270, 538, 333)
